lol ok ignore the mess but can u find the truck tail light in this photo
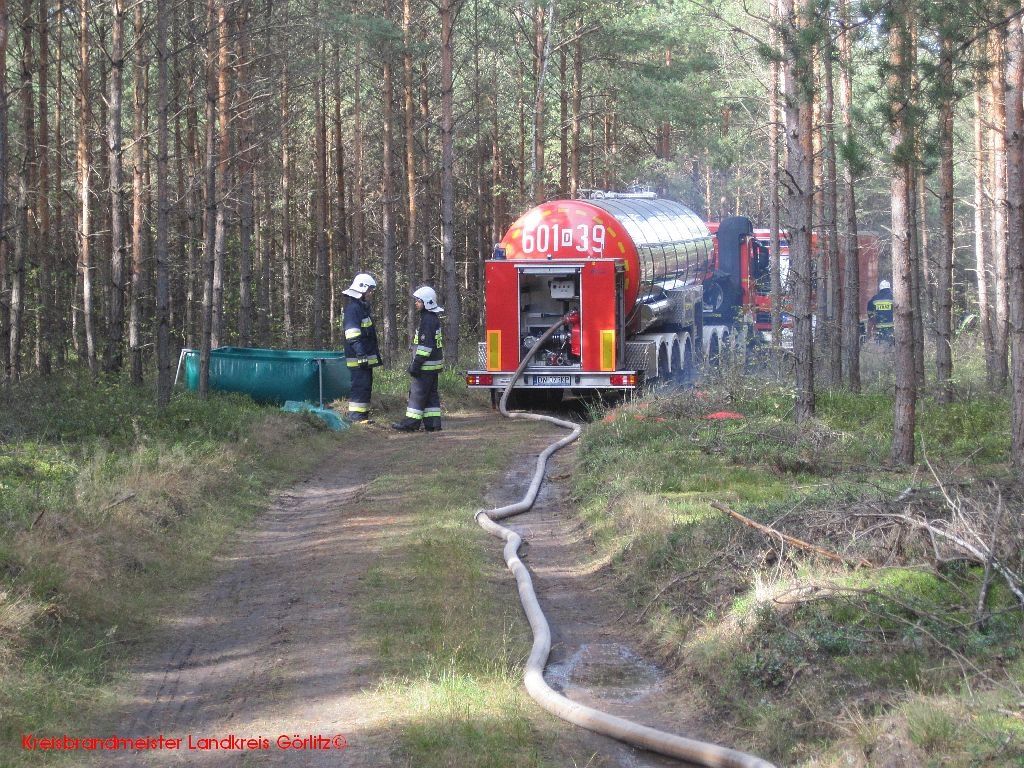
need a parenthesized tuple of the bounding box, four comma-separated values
(467, 374, 494, 386)
(609, 374, 636, 387)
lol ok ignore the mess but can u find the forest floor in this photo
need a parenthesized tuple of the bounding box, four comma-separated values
(89, 410, 710, 768)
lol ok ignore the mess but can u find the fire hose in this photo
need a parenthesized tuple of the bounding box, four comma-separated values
(475, 316, 778, 768)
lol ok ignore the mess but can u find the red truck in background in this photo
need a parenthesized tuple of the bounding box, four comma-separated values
(465, 191, 880, 400)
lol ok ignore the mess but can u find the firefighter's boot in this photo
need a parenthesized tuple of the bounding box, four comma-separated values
(424, 417, 442, 432)
(391, 417, 422, 432)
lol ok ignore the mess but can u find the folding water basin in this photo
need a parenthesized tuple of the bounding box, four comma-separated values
(179, 347, 351, 406)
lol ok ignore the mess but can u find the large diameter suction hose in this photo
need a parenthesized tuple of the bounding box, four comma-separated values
(475, 317, 777, 768)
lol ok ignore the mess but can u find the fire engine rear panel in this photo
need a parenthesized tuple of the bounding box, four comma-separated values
(498, 198, 714, 313)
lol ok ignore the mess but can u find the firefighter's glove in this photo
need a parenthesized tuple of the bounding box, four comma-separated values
(407, 362, 422, 377)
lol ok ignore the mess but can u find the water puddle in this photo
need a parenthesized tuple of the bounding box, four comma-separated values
(546, 642, 664, 703)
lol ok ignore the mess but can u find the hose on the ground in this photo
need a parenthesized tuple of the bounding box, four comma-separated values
(475, 316, 778, 768)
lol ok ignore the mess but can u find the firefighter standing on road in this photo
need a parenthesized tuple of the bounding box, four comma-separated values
(342, 273, 381, 423)
(392, 286, 444, 432)
(867, 279, 895, 344)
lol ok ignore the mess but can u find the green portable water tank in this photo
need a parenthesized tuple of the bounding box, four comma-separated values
(180, 347, 351, 405)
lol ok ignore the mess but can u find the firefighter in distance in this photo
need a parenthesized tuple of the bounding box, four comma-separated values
(342, 273, 381, 423)
(392, 286, 445, 432)
(867, 279, 895, 344)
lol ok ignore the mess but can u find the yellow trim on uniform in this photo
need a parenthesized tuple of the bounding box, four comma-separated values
(345, 328, 361, 339)
(487, 330, 501, 371)
(600, 330, 615, 372)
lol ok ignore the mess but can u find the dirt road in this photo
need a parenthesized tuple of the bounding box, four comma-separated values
(96, 410, 706, 767)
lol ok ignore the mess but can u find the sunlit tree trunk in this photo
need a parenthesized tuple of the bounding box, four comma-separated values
(279, 4, 293, 344)
(199, 0, 217, 396)
(129, 1, 147, 384)
(1005, 10, 1024, 472)
(9, 0, 35, 379)
(380, 10, 396, 356)
(237, 2, 254, 348)
(440, 0, 461, 364)
(991, 30, 1010, 388)
(79, 0, 96, 373)
(837, 0, 860, 390)
(823, 23, 841, 386)
(570, 28, 581, 198)
(211, 0, 229, 349)
(0, 0, 8, 376)
(36, 0, 50, 374)
(780, 0, 815, 423)
(352, 41, 364, 268)
(974, 48, 996, 385)
(105, 0, 126, 374)
(402, 0, 416, 336)
(889, 0, 916, 465)
(155, 0, 172, 406)
(768, 0, 783, 349)
(935, 32, 955, 403)
(313, 37, 330, 348)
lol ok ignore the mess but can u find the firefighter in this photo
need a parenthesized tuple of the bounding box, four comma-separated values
(342, 273, 381, 423)
(392, 286, 444, 432)
(867, 279, 895, 344)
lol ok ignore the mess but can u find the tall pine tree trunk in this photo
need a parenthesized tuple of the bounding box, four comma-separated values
(79, 0, 96, 373)
(440, 0, 460, 365)
(199, 0, 217, 396)
(838, 0, 860, 390)
(975, 44, 996, 384)
(889, 0, 916, 465)
(9, 0, 34, 379)
(36, 0, 50, 374)
(823, 27, 841, 386)
(991, 31, 1010, 388)
(0, 0, 8, 377)
(1004, 11, 1024, 472)
(155, 0, 172, 406)
(211, 0, 229, 348)
(237, 2, 254, 347)
(380, 19, 397, 357)
(313, 39, 329, 348)
(105, 0, 126, 374)
(768, 0, 783, 350)
(935, 33, 955, 403)
(129, 2, 147, 384)
(781, 0, 815, 423)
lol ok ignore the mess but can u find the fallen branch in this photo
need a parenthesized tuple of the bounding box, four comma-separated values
(711, 501, 872, 569)
(866, 510, 1024, 608)
(100, 492, 137, 514)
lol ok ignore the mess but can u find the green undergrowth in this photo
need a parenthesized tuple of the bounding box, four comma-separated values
(575, 378, 1022, 766)
(0, 373, 339, 766)
(355, 420, 571, 768)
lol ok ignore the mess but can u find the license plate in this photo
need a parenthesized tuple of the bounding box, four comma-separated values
(534, 375, 571, 386)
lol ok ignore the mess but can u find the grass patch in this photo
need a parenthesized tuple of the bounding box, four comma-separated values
(572, 370, 1022, 766)
(0, 372, 340, 767)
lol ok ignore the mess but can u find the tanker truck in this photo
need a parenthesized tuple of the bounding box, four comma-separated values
(466, 191, 758, 400)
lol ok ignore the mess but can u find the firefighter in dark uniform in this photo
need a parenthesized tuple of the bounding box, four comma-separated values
(867, 279, 895, 344)
(342, 273, 381, 422)
(392, 286, 444, 432)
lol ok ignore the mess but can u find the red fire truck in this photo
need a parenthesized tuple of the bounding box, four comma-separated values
(465, 191, 881, 400)
(466, 192, 760, 398)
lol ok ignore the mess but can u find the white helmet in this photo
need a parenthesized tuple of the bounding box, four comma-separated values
(413, 285, 443, 313)
(343, 273, 377, 299)
(879, 279, 891, 291)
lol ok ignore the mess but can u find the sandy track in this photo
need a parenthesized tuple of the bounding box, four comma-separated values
(97, 411, 705, 767)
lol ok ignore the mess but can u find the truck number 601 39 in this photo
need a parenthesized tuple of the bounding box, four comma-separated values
(521, 223, 606, 255)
